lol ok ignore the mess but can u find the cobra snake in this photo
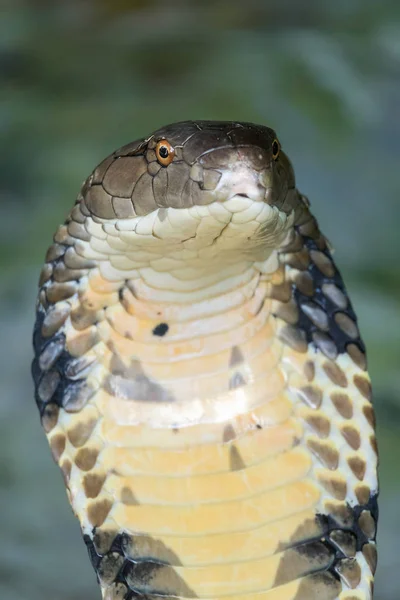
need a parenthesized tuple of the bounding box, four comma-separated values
(32, 121, 378, 600)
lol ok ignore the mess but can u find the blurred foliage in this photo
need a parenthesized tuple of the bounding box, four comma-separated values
(0, 1, 399, 599)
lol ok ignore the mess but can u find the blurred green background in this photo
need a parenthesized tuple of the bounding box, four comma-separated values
(1, 1, 399, 599)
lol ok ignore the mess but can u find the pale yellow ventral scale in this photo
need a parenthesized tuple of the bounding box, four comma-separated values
(33, 121, 378, 600)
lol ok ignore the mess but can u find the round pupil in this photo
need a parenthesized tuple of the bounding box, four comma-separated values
(159, 145, 169, 159)
(272, 141, 279, 156)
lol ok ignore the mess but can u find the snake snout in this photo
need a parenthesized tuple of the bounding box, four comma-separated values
(212, 162, 270, 207)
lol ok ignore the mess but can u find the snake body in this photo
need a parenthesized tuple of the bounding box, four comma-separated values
(32, 121, 378, 599)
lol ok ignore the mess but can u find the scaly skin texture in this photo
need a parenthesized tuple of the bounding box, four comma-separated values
(32, 121, 378, 600)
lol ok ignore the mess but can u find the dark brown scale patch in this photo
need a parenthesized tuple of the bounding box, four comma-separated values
(121, 533, 182, 566)
(363, 404, 376, 428)
(223, 424, 236, 443)
(45, 243, 66, 263)
(65, 355, 96, 380)
(38, 370, 61, 403)
(54, 224, 75, 245)
(229, 445, 246, 471)
(41, 303, 71, 337)
(329, 530, 356, 557)
(64, 246, 95, 270)
(41, 403, 59, 433)
(355, 484, 371, 505)
(324, 501, 354, 528)
(334, 312, 359, 339)
(330, 392, 353, 419)
(304, 412, 330, 438)
(362, 542, 377, 574)
(75, 447, 99, 471)
(53, 262, 82, 283)
(306, 438, 339, 470)
(312, 332, 337, 360)
(323, 361, 348, 388)
(298, 217, 319, 238)
(303, 360, 315, 382)
(318, 473, 347, 500)
(294, 271, 314, 296)
(63, 381, 95, 413)
(370, 434, 378, 457)
(358, 510, 376, 539)
(297, 385, 323, 409)
(340, 424, 361, 450)
(335, 557, 361, 588)
(229, 345, 244, 367)
(294, 572, 340, 600)
(276, 516, 326, 554)
(88, 498, 113, 528)
(68, 417, 98, 447)
(39, 337, 65, 371)
(347, 343, 367, 370)
(98, 552, 125, 586)
(104, 582, 128, 599)
(123, 561, 194, 597)
(347, 455, 366, 481)
(50, 433, 66, 462)
(273, 541, 333, 587)
(269, 281, 292, 302)
(278, 324, 307, 352)
(92, 529, 121, 555)
(46, 281, 78, 303)
(120, 487, 139, 505)
(354, 374, 372, 401)
(280, 229, 303, 252)
(84, 473, 107, 498)
(284, 248, 310, 270)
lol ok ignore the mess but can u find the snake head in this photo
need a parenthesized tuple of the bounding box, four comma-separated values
(84, 121, 297, 214)
(80, 121, 304, 265)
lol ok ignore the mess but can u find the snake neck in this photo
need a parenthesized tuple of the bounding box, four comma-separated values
(36, 195, 314, 431)
(79, 252, 283, 429)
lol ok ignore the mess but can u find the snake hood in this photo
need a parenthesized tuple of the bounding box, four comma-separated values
(32, 120, 378, 600)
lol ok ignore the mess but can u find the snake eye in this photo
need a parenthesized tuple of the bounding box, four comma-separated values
(155, 139, 175, 166)
(272, 139, 280, 160)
